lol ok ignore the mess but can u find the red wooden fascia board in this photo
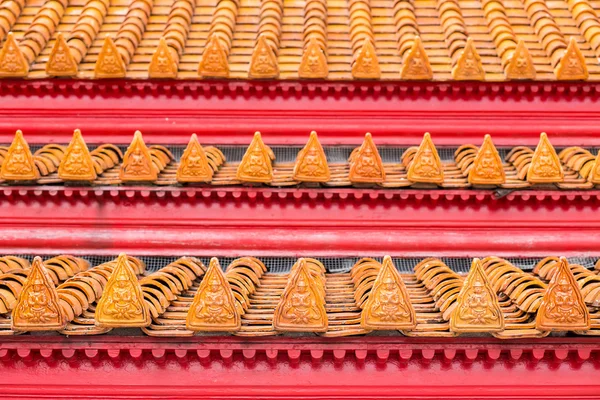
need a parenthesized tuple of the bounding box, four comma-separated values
(0, 336, 599, 399)
(0, 80, 599, 146)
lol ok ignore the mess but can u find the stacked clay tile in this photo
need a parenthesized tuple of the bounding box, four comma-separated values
(302, 0, 327, 54)
(115, 0, 153, 67)
(162, 0, 194, 67)
(348, 0, 375, 57)
(207, 0, 239, 58)
(257, 0, 283, 54)
(567, 0, 600, 58)
(393, 0, 418, 60)
(522, 0, 566, 68)
(481, 0, 517, 71)
(0, 0, 24, 41)
(437, 0, 467, 65)
(19, 0, 67, 65)
(68, 0, 110, 65)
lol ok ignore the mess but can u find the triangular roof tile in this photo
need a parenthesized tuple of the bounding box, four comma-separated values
(505, 39, 536, 80)
(177, 133, 213, 183)
(0, 130, 39, 181)
(468, 134, 505, 185)
(119, 130, 158, 182)
(527, 132, 564, 183)
(46, 33, 78, 77)
(94, 36, 126, 79)
(352, 39, 381, 79)
(555, 37, 588, 81)
(348, 132, 385, 183)
(248, 34, 279, 79)
(58, 129, 97, 181)
(0, 32, 28, 78)
(198, 35, 230, 78)
(407, 132, 444, 184)
(149, 37, 178, 79)
(401, 37, 433, 80)
(298, 38, 328, 79)
(452, 38, 485, 81)
(236, 131, 273, 183)
(293, 131, 330, 182)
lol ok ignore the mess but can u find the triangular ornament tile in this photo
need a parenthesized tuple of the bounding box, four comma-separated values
(0, 130, 39, 181)
(452, 38, 485, 81)
(361, 256, 416, 330)
(298, 38, 328, 79)
(407, 133, 444, 184)
(401, 36, 433, 80)
(555, 37, 588, 81)
(468, 134, 505, 185)
(293, 131, 330, 182)
(248, 34, 279, 79)
(352, 39, 381, 79)
(273, 259, 328, 332)
(186, 258, 240, 331)
(0, 32, 28, 78)
(149, 37, 178, 79)
(505, 39, 536, 80)
(177, 134, 213, 183)
(94, 36, 126, 78)
(198, 35, 229, 78)
(12, 257, 66, 331)
(119, 130, 158, 182)
(536, 257, 590, 331)
(58, 129, 97, 181)
(95, 253, 150, 327)
(46, 33, 78, 77)
(527, 132, 564, 183)
(349, 133, 385, 183)
(236, 131, 273, 183)
(450, 258, 504, 333)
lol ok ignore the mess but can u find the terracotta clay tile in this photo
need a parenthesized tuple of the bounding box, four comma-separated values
(348, 132, 385, 183)
(198, 34, 230, 78)
(400, 36, 433, 80)
(527, 132, 564, 184)
(505, 38, 537, 80)
(523, 0, 567, 68)
(0, 32, 28, 77)
(46, 32, 77, 76)
(94, 35, 126, 79)
(236, 131, 273, 183)
(293, 131, 330, 182)
(0, 129, 39, 181)
(468, 134, 506, 185)
(120, 130, 159, 182)
(149, 37, 178, 78)
(555, 37, 589, 80)
(67, 0, 109, 66)
(299, 0, 328, 79)
(176, 133, 214, 183)
(160, 0, 194, 69)
(112, 0, 154, 67)
(393, 0, 418, 60)
(248, 33, 279, 79)
(0, 0, 24, 41)
(407, 132, 444, 184)
(58, 129, 97, 182)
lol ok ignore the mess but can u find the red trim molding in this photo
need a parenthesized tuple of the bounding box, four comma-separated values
(0, 336, 598, 399)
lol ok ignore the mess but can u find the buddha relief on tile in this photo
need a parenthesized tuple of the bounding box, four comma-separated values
(198, 35, 230, 78)
(186, 258, 240, 331)
(149, 37, 177, 79)
(177, 134, 212, 182)
(0, 33, 28, 77)
(450, 259, 504, 333)
(94, 36, 126, 79)
(46, 33, 77, 77)
(401, 37, 433, 80)
(452, 38, 485, 81)
(0, 130, 39, 180)
(407, 133, 444, 183)
(361, 256, 416, 330)
(236, 132, 273, 182)
(536, 257, 590, 331)
(249, 35, 279, 79)
(555, 38, 588, 81)
(58, 129, 97, 181)
(120, 130, 158, 181)
(349, 133, 385, 183)
(95, 253, 150, 327)
(527, 133, 564, 183)
(468, 134, 505, 185)
(352, 39, 381, 79)
(299, 38, 328, 79)
(505, 39, 536, 80)
(12, 257, 66, 331)
(293, 131, 330, 182)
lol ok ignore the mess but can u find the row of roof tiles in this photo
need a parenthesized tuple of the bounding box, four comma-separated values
(0, 0, 598, 81)
(0, 129, 597, 189)
(2, 253, 599, 337)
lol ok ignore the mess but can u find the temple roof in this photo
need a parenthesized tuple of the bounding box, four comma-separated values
(1, 0, 600, 81)
(2, 253, 599, 338)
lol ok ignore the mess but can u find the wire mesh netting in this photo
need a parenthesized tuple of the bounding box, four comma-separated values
(15, 255, 599, 274)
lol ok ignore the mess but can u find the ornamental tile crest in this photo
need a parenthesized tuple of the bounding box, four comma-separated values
(452, 38, 485, 81)
(401, 36, 433, 80)
(468, 134, 505, 185)
(361, 256, 416, 330)
(536, 257, 590, 331)
(186, 258, 240, 331)
(0, 32, 28, 78)
(407, 132, 444, 184)
(149, 37, 178, 79)
(527, 132, 564, 183)
(298, 38, 328, 79)
(12, 257, 66, 331)
(555, 37, 588, 81)
(348, 133, 385, 183)
(352, 39, 381, 79)
(119, 130, 158, 182)
(450, 258, 504, 333)
(58, 129, 97, 181)
(236, 131, 273, 183)
(293, 131, 330, 182)
(248, 34, 279, 79)
(0, 130, 39, 181)
(505, 39, 536, 80)
(95, 253, 150, 327)
(177, 134, 212, 183)
(94, 36, 126, 79)
(198, 35, 229, 78)
(273, 258, 328, 332)
(46, 33, 77, 77)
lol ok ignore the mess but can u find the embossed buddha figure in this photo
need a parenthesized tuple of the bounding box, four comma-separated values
(356, 146, 380, 177)
(8, 142, 33, 174)
(196, 275, 234, 323)
(105, 271, 143, 320)
(183, 147, 207, 175)
(475, 149, 500, 178)
(205, 44, 223, 71)
(256, 46, 273, 73)
(126, 147, 150, 175)
(464, 51, 477, 72)
(65, 142, 89, 174)
(283, 275, 320, 324)
(156, 47, 171, 72)
(20, 276, 57, 323)
(534, 147, 558, 176)
(2, 42, 20, 72)
(360, 47, 374, 72)
(459, 278, 498, 324)
(245, 144, 269, 177)
(300, 146, 325, 176)
(370, 274, 409, 322)
(567, 55, 583, 74)
(408, 50, 423, 73)
(102, 46, 120, 73)
(53, 47, 69, 70)
(307, 47, 321, 72)
(546, 277, 582, 323)
(413, 148, 439, 177)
